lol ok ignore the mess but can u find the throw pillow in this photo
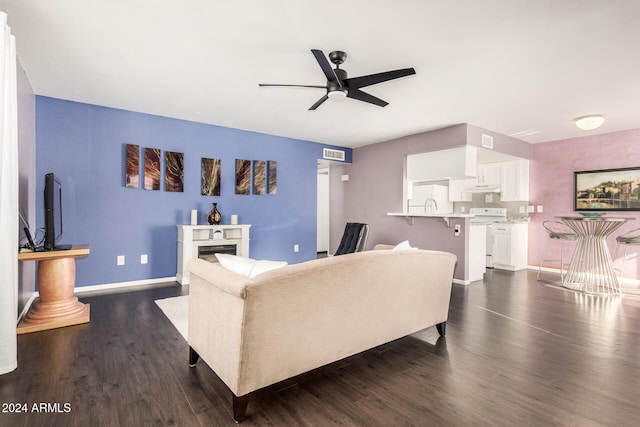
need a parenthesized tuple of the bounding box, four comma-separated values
(393, 240, 418, 250)
(248, 259, 289, 279)
(215, 253, 288, 279)
(215, 253, 254, 277)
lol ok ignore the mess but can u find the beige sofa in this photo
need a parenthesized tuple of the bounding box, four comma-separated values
(186, 246, 457, 422)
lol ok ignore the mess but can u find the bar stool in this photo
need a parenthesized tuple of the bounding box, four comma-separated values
(614, 227, 640, 277)
(537, 221, 578, 283)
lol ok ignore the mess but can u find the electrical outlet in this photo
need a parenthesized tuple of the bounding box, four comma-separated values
(527, 205, 535, 213)
(117, 255, 125, 266)
(141, 254, 148, 264)
(294, 244, 299, 252)
(454, 224, 461, 236)
(519, 206, 525, 214)
(537, 205, 544, 213)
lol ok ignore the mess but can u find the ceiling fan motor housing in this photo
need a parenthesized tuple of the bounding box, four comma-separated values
(329, 68, 348, 94)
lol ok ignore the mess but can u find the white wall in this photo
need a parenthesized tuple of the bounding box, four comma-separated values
(317, 167, 330, 252)
(16, 56, 36, 315)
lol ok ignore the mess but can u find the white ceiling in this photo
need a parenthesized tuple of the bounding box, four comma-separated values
(2, 0, 639, 148)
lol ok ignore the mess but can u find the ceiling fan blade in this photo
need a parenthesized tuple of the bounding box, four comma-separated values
(346, 89, 388, 107)
(309, 94, 329, 110)
(311, 49, 343, 88)
(344, 68, 416, 89)
(259, 83, 327, 89)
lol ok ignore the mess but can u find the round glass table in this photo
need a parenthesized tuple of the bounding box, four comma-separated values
(558, 216, 631, 296)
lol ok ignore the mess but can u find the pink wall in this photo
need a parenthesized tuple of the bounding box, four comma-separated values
(530, 129, 640, 279)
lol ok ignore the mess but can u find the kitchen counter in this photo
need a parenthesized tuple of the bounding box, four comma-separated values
(495, 218, 531, 224)
(388, 212, 475, 227)
(387, 212, 475, 218)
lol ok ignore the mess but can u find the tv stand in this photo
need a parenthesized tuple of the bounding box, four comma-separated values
(33, 244, 72, 252)
(17, 244, 90, 334)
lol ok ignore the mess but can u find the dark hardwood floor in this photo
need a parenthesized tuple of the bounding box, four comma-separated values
(1, 269, 639, 426)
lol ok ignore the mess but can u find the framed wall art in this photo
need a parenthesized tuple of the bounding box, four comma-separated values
(144, 147, 161, 191)
(165, 151, 184, 192)
(253, 160, 266, 195)
(268, 160, 277, 195)
(125, 144, 140, 188)
(201, 158, 221, 196)
(574, 167, 640, 211)
(235, 159, 251, 195)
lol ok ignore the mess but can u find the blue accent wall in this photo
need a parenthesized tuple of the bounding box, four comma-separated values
(35, 96, 351, 287)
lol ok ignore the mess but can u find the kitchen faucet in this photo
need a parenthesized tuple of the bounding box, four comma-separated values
(424, 198, 438, 213)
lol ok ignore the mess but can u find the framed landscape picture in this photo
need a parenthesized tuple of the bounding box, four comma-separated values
(574, 167, 640, 211)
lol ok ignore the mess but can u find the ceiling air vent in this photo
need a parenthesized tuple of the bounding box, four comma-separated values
(323, 148, 345, 161)
(481, 134, 494, 149)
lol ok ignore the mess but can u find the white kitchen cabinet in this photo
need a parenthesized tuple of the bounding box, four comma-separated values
(476, 163, 501, 186)
(492, 222, 528, 271)
(500, 159, 530, 201)
(463, 162, 501, 192)
(448, 178, 472, 201)
(406, 146, 477, 181)
(468, 223, 487, 282)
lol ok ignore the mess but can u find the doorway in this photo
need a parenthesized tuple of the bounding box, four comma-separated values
(317, 161, 330, 257)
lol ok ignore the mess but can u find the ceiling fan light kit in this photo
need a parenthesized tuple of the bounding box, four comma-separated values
(327, 90, 347, 101)
(259, 49, 416, 110)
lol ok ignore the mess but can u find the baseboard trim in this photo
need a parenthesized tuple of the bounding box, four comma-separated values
(17, 277, 178, 325)
(73, 276, 178, 294)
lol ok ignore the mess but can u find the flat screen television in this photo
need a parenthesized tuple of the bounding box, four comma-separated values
(43, 172, 71, 251)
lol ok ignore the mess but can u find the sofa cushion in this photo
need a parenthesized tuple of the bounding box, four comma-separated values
(215, 253, 288, 279)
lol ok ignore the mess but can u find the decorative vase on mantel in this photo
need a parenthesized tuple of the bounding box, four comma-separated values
(207, 202, 222, 225)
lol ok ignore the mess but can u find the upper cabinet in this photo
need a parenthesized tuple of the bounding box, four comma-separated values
(449, 178, 472, 201)
(463, 162, 501, 191)
(500, 159, 529, 201)
(477, 163, 501, 186)
(407, 145, 530, 202)
(406, 146, 477, 182)
(449, 159, 530, 201)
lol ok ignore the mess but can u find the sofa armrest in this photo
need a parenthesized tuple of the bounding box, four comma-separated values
(186, 258, 249, 299)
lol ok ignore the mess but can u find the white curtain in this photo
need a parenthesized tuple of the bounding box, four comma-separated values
(0, 11, 18, 375)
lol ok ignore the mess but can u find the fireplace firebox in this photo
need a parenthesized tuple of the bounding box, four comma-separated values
(198, 244, 237, 263)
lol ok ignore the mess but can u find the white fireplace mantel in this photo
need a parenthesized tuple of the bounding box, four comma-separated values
(176, 224, 251, 285)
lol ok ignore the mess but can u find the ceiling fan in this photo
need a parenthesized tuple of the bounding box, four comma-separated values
(259, 49, 416, 110)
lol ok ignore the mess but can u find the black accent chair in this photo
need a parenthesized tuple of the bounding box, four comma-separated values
(334, 223, 369, 255)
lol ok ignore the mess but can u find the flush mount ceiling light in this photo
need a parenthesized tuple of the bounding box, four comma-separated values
(575, 115, 605, 130)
